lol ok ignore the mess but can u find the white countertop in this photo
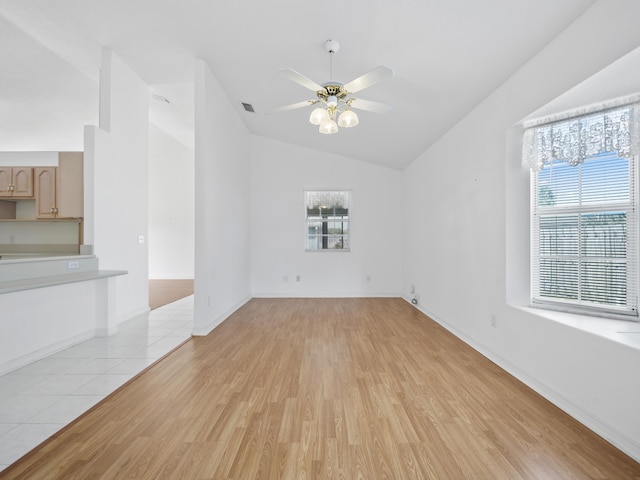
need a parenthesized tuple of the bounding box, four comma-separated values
(0, 253, 90, 263)
(0, 269, 127, 294)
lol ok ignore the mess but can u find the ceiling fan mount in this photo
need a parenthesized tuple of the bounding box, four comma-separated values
(270, 39, 394, 134)
(317, 83, 346, 100)
(324, 39, 340, 54)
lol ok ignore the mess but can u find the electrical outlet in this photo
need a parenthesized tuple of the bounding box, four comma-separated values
(296, 275, 301, 282)
(68, 261, 79, 269)
(366, 275, 371, 282)
(491, 314, 497, 328)
(410, 283, 415, 294)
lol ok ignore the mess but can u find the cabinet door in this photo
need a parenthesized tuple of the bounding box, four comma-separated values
(0, 167, 12, 196)
(11, 167, 34, 197)
(57, 153, 83, 218)
(35, 167, 57, 218)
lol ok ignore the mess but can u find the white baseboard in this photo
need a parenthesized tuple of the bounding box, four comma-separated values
(0, 329, 96, 376)
(117, 306, 150, 328)
(192, 295, 251, 336)
(118, 309, 153, 330)
(95, 326, 118, 337)
(251, 292, 401, 298)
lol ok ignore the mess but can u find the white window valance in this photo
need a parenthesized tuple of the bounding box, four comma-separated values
(305, 191, 349, 210)
(523, 103, 640, 172)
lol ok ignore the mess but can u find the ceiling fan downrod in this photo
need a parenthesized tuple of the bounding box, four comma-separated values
(325, 39, 340, 81)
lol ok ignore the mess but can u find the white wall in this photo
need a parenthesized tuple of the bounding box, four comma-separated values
(403, 0, 640, 461)
(85, 49, 150, 325)
(0, 281, 98, 374)
(193, 59, 251, 335)
(148, 123, 194, 279)
(251, 136, 403, 297)
(0, 152, 58, 166)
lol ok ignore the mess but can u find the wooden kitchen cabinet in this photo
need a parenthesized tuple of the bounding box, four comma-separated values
(0, 167, 34, 197)
(34, 153, 83, 218)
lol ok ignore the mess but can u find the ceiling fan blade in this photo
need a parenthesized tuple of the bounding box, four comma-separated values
(343, 65, 394, 94)
(268, 99, 318, 114)
(279, 68, 324, 92)
(349, 98, 394, 114)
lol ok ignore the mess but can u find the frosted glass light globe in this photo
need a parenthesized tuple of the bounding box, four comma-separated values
(309, 107, 330, 126)
(338, 110, 359, 128)
(319, 119, 338, 134)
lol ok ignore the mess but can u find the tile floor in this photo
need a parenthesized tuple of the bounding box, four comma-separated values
(0, 295, 194, 471)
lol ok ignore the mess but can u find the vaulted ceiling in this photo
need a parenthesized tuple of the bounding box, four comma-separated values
(0, 0, 596, 170)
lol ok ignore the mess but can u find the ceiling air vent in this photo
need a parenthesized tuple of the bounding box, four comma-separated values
(151, 93, 170, 104)
(241, 102, 255, 113)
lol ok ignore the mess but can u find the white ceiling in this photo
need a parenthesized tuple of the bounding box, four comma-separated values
(0, 0, 596, 170)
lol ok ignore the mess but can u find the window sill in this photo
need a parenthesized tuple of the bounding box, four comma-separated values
(305, 249, 351, 253)
(512, 304, 640, 351)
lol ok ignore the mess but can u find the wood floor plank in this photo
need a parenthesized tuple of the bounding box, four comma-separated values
(3, 297, 640, 479)
(148, 279, 194, 310)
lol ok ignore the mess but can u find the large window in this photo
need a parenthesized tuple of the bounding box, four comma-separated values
(525, 105, 638, 318)
(305, 191, 350, 251)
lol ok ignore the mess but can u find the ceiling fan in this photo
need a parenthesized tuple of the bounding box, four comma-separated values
(271, 40, 394, 134)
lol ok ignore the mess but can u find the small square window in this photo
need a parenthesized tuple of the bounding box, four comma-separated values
(305, 191, 350, 251)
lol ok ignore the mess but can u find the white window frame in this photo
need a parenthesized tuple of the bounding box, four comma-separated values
(304, 190, 351, 252)
(526, 105, 639, 320)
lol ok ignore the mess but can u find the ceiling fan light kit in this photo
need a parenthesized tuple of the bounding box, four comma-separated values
(273, 39, 394, 135)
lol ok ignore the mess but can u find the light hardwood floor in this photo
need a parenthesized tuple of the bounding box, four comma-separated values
(149, 279, 194, 310)
(3, 298, 639, 479)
